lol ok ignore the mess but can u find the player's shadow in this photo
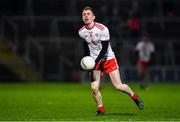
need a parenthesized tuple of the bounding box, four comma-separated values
(105, 112, 136, 116)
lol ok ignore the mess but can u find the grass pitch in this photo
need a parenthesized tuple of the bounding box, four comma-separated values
(0, 82, 180, 121)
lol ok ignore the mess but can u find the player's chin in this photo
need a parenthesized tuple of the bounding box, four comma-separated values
(84, 21, 90, 25)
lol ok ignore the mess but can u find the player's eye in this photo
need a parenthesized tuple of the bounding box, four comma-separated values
(82, 13, 87, 16)
(87, 12, 91, 15)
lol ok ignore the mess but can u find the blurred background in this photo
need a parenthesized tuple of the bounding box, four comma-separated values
(0, 0, 179, 83)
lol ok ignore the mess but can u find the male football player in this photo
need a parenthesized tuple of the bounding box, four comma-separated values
(79, 6, 144, 115)
(135, 34, 155, 89)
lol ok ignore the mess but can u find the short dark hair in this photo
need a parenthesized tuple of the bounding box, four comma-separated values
(82, 6, 95, 15)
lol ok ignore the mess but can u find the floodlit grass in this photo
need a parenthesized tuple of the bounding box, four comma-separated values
(0, 82, 180, 121)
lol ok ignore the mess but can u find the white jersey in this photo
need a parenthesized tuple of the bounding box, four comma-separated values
(79, 22, 115, 60)
(135, 40, 155, 62)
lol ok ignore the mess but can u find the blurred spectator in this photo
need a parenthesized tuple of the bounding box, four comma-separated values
(130, 0, 141, 18)
(112, 3, 120, 20)
(116, 7, 130, 38)
(128, 15, 141, 38)
(162, 0, 174, 17)
(128, 1, 141, 38)
(135, 33, 155, 89)
(110, 2, 121, 37)
(99, 4, 109, 25)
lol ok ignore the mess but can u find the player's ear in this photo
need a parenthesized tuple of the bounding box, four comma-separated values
(93, 15, 96, 20)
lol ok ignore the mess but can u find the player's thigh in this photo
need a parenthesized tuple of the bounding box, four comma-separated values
(137, 62, 144, 72)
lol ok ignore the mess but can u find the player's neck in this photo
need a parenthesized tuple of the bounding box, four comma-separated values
(85, 21, 95, 30)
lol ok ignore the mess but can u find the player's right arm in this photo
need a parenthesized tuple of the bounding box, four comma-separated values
(83, 41, 90, 56)
(135, 42, 143, 62)
(79, 27, 90, 71)
(135, 42, 142, 51)
(79, 26, 90, 57)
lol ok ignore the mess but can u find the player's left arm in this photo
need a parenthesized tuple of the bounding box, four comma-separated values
(150, 52, 155, 65)
(135, 43, 139, 61)
(95, 26, 110, 62)
(150, 43, 155, 65)
(95, 41, 109, 62)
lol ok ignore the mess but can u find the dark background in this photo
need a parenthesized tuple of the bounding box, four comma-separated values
(0, 0, 180, 82)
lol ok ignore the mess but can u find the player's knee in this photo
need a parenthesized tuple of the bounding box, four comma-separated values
(115, 84, 128, 91)
(91, 84, 99, 94)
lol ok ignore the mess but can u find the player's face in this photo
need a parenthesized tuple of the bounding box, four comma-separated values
(143, 36, 150, 43)
(82, 10, 95, 25)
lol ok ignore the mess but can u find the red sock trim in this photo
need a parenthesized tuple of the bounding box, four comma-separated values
(98, 106, 105, 112)
(131, 93, 137, 100)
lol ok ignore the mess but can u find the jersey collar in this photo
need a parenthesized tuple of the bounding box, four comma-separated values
(85, 22, 95, 30)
